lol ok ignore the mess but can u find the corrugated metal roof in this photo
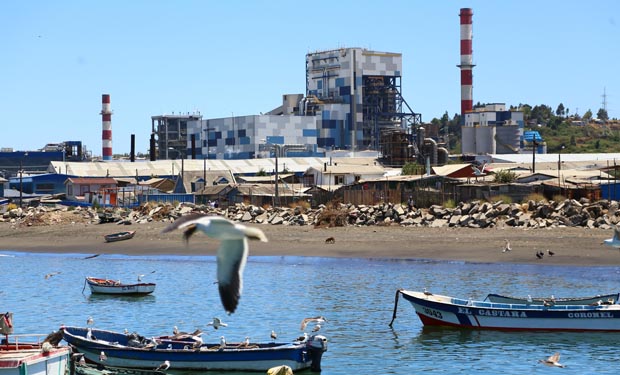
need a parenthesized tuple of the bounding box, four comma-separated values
(432, 164, 472, 176)
(488, 153, 620, 164)
(65, 177, 117, 185)
(49, 157, 379, 177)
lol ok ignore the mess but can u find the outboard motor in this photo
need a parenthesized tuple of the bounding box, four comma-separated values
(307, 334, 328, 372)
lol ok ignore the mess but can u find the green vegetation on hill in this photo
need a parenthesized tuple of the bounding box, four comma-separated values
(431, 103, 619, 154)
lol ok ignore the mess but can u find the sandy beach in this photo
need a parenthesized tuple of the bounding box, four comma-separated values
(1, 221, 618, 266)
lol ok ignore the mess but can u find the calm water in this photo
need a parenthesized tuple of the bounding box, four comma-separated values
(2, 250, 620, 374)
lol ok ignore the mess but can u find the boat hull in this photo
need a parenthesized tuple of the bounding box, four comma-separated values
(86, 278, 155, 296)
(0, 343, 70, 375)
(62, 326, 326, 372)
(104, 231, 135, 243)
(400, 290, 620, 332)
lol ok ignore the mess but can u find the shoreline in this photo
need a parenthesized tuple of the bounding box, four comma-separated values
(1, 222, 619, 266)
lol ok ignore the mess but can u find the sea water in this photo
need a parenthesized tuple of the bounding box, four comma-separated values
(1, 251, 620, 374)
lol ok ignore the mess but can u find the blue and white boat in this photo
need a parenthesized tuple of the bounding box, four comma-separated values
(61, 326, 327, 372)
(393, 289, 620, 331)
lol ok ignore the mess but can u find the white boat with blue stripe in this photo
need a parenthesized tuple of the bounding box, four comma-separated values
(391, 289, 620, 331)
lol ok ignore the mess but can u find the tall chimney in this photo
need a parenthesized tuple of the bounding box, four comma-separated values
(458, 8, 474, 117)
(101, 94, 113, 160)
(130, 134, 135, 162)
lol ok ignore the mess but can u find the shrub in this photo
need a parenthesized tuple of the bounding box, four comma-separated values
(315, 202, 348, 227)
(489, 194, 512, 204)
(493, 169, 517, 183)
(552, 194, 567, 203)
(523, 193, 546, 204)
(444, 199, 456, 208)
(7, 203, 18, 211)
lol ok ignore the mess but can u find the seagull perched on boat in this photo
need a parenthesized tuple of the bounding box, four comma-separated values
(155, 360, 170, 371)
(87, 316, 94, 326)
(602, 226, 620, 248)
(300, 316, 328, 331)
(162, 214, 268, 314)
(270, 330, 277, 341)
(219, 336, 227, 350)
(99, 351, 107, 362)
(267, 365, 293, 375)
(538, 352, 565, 368)
(502, 239, 512, 252)
(207, 317, 228, 330)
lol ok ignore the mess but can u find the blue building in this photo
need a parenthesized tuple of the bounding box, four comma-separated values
(152, 48, 421, 161)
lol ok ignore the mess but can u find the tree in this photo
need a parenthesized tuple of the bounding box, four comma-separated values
(597, 108, 609, 121)
(530, 104, 554, 125)
(583, 109, 593, 122)
(519, 104, 532, 121)
(556, 103, 565, 118)
(402, 162, 421, 175)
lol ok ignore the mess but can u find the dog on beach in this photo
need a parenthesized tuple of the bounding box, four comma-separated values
(325, 237, 335, 244)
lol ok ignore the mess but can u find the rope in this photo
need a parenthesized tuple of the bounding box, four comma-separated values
(82, 279, 87, 294)
(388, 289, 403, 327)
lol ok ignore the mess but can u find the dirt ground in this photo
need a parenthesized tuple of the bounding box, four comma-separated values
(1, 218, 619, 266)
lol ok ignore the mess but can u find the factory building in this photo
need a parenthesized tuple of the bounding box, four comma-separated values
(461, 103, 524, 154)
(456, 8, 530, 156)
(151, 47, 421, 163)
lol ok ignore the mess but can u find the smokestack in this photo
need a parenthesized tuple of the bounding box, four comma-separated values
(101, 94, 113, 160)
(130, 134, 135, 162)
(458, 8, 474, 117)
(191, 134, 196, 159)
(149, 133, 156, 161)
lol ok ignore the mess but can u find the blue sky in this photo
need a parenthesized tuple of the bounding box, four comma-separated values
(2, 0, 618, 155)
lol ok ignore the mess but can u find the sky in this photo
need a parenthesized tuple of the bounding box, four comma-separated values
(2, 0, 619, 156)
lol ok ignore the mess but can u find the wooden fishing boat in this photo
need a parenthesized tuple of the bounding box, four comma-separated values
(84, 277, 156, 296)
(390, 289, 620, 331)
(104, 231, 135, 243)
(73, 360, 166, 375)
(0, 314, 70, 375)
(484, 293, 619, 306)
(61, 326, 327, 372)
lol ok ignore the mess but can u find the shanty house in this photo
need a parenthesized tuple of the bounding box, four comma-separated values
(65, 177, 118, 204)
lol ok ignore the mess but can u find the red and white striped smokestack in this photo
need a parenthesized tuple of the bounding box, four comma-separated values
(101, 94, 112, 160)
(458, 8, 475, 117)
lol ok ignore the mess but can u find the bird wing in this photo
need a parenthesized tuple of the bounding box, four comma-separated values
(162, 213, 212, 233)
(217, 238, 248, 314)
(548, 352, 560, 362)
(163, 214, 267, 314)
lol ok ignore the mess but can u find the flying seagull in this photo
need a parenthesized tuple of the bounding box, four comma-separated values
(207, 317, 228, 330)
(602, 226, 620, 248)
(162, 214, 268, 314)
(300, 316, 328, 331)
(45, 271, 61, 279)
(538, 352, 565, 368)
(84, 254, 101, 260)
